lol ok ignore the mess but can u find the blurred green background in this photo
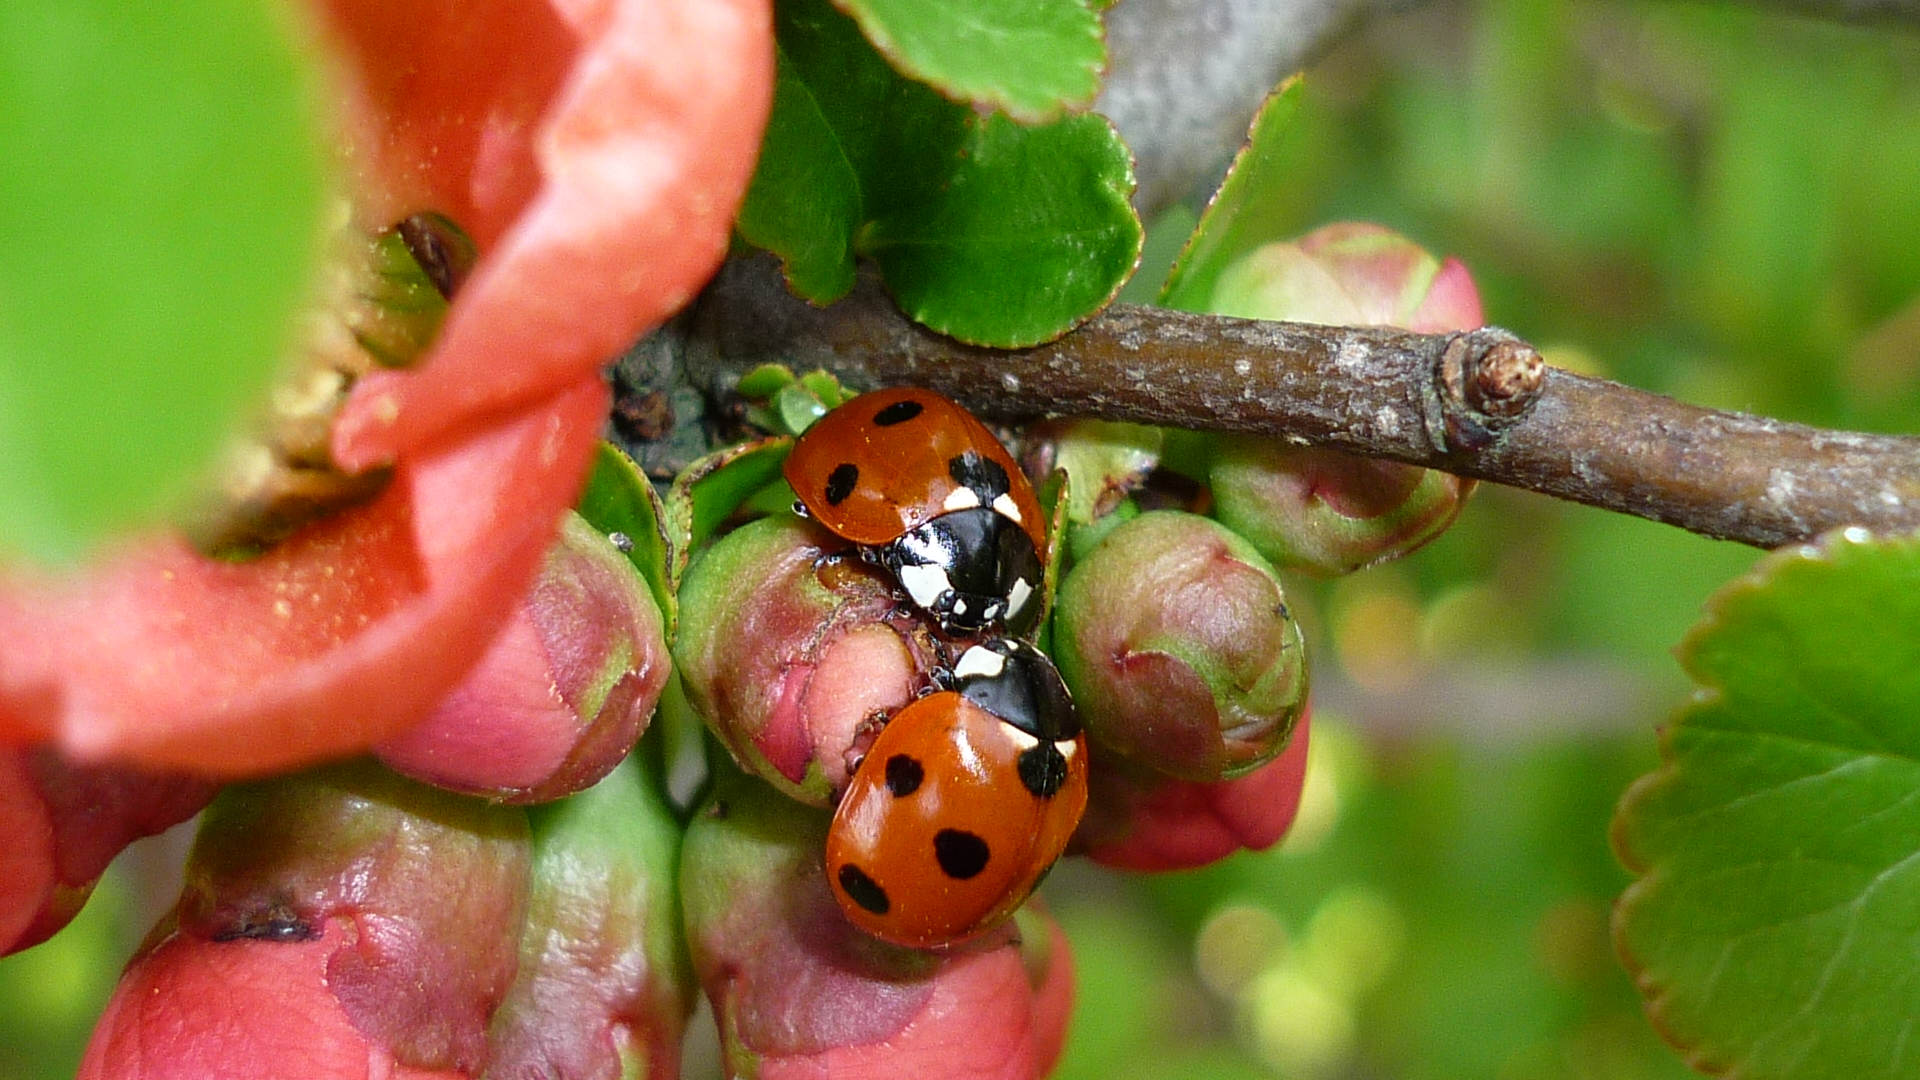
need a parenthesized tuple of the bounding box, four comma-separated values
(1064, 2, 1918, 1079)
(6, 0, 1918, 1076)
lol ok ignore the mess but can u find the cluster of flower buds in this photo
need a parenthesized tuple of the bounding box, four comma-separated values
(76, 757, 689, 1080)
(1027, 221, 1485, 870)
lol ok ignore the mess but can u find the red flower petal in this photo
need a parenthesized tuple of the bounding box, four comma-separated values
(329, 0, 775, 469)
(0, 379, 606, 774)
(0, 751, 58, 955)
(1, 0, 774, 778)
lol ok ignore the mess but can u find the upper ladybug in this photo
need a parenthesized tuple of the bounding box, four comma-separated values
(784, 387, 1046, 637)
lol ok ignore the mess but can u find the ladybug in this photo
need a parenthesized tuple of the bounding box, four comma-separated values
(785, 387, 1046, 637)
(826, 638, 1088, 948)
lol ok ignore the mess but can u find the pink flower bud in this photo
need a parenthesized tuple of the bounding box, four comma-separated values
(1078, 710, 1311, 872)
(1, 748, 214, 956)
(377, 511, 670, 802)
(1205, 222, 1482, 574)
(1207, 222, 1483, 333)
(1053, 511, 1306, 782)
(80, 761, 531, 1078)
(78, 920, 466, 1080)
(681, 772, 1073, 1080)
(673, 516, 943, 805)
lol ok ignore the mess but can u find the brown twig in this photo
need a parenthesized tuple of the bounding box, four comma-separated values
(685, 256, 1920, 550)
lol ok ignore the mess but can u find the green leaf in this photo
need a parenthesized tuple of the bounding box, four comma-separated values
(834, 0, 1105, 122)
(1160, 77, 1305, 312)
(0, 0, 329, 562)
(576, 443, 675, 630)
(1613, 530, 1920, 1080)
(866, 111, 1142, 347)
(741, 0, 1140, 348)
(733, 46, 861, 304)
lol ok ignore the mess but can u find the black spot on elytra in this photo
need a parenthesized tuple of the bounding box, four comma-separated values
(948, 451, 1010, 500)
(885, 754, 924, 797)
(1017, 742, 1069, 798)
(211, 902, 318, 943)
(934, 829, 991, 880)
(839, 864, 890, 914)
(825, 463, 859, 505)
(874, 400, 924, 426)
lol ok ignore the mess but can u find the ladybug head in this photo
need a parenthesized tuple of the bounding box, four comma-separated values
(875, 507, 1042, 637)
(949, 639, 1079, 742)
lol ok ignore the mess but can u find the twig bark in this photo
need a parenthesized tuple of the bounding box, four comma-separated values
(685, 256, 1920, 550)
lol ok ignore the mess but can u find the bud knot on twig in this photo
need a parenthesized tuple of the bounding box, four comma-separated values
(1434, 328, 1544, 451)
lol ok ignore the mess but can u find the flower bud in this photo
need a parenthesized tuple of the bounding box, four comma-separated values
(673, 515, 943, 806)
(1, 749, 216, 956)
(680, 771, 1072, 1080)
(486, 755, 692, 1080)
(1206, 222, 1481, 574)
(1210, 441, 1473, 576)
(1207, 221, 1482, 334)
(378, 510, 670, 802)
(1078, 710, 1311, 872)
(79, 761, 531, 1078)
(1053, 511, 1306, 782)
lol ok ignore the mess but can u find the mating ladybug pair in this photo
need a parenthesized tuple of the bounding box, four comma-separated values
(785, 387, 1089, 949)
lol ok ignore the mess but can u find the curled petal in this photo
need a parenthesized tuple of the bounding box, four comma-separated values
(329, 0, 776, 468)
(3, 0, 774, 779)
(1, 749, 216, 956)
(0, 379, 607, 775)
(1080, 711, 1311, 873)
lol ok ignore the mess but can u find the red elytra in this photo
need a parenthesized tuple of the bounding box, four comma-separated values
(826, 639, 1087, 949)
(784, 388, 1045, 552)
(784, 388, 1048, 637)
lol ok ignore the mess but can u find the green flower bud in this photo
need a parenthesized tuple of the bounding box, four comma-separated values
(673, 515, 942, 806)
(1210, 440, 1473, 576)
(1206, 222, 1484, 574)
(486, 755, 692, 1079)
(178, 761, 531, 1072)
(1053, 511, 1306, 782)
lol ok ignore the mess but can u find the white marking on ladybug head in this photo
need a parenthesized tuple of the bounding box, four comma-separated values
(1005, 576, 1035, 622)
(898, 530, 947, 562)
(897, 563, 952, 611)
(943, 486, 983, 512)
(1002, 726, 1041, 751)
(953, 644, 1008, 681)
(1054, 739, 1078, 760)
(992, 493, 1023, 523)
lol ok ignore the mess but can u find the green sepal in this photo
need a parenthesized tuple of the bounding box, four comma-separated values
(664, 438, 793, 592)
(577, 442, 675, 630)
(1160, 77, 1306, 312)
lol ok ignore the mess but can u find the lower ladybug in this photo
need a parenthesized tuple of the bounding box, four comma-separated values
(784, 387, 1046, 637)
(826, 638, 1087, 948)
